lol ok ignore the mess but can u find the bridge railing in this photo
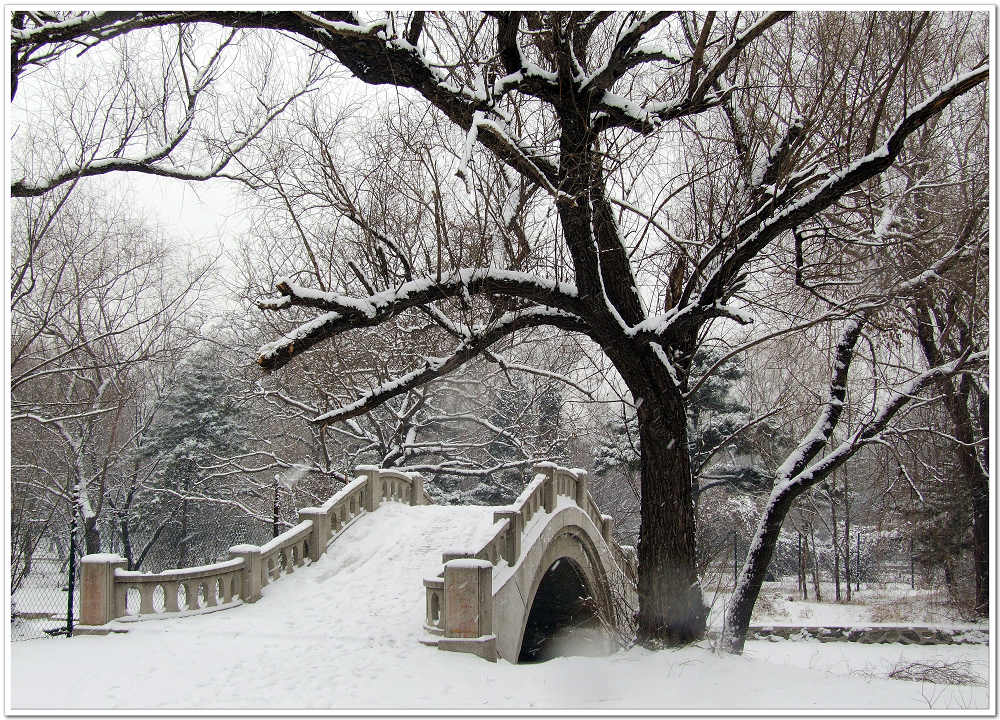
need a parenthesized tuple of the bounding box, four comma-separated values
(422, 462, 638, 654)
(79, 466, 427, 628)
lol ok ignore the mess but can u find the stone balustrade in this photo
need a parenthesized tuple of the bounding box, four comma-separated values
(113, 557, 245, 619)
(80, 466, 427, 628)
(423, 462, 638, 659)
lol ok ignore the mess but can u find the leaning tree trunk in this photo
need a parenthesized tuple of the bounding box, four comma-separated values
(723, 491, 797, 654)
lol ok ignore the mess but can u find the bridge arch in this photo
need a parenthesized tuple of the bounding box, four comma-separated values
(493, 505, 623, 663)
(424, 464, 637, 663)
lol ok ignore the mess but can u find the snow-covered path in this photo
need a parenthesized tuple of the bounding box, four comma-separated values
(9, 503, 991, 711)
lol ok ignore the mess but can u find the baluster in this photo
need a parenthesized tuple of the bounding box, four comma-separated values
(182, 580, 199, 610)
(221, 573, 234, 603)
(139, 584, 156, 615)
(283, 547, 294, 574)
(430, 590, 441, 626)
(114, 583, 128, 618)
(188, 580, 206, 610)
(295, 541, 306, 567)
(177, 581, 191, 610)
(163, 581, 180, 612)
(203, 580, 219, 607)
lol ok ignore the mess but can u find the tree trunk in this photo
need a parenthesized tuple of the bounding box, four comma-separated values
(809, 525, 821, 602)
(633, 386, 707, 646)
(724, 492, 798, 653)
(798, 532, 807, 599)
(179, 496, 189, 568)
(120, 518, 136, 570)
(830, 495, 840, 602)
(913, 302, 988, 616)
(972, 490, 988, 614)
(843, 476, 852, 602)
(83, 515, 101, 555)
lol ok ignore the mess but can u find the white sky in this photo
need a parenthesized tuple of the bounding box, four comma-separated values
(124, 173, 248, 266)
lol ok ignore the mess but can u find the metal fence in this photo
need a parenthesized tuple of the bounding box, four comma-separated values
(12, 514, 275, 641)
(11, 529, 77, 641)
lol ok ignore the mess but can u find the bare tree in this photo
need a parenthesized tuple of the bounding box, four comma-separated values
(12, 10, 988, 647)
(11, 189, 211, 556)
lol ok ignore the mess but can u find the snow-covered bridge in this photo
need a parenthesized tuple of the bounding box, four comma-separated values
(78, 463, 637, 664)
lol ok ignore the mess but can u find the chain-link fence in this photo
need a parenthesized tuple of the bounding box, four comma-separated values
(12, 512, 288, 641)
(11, 526, 77, 641)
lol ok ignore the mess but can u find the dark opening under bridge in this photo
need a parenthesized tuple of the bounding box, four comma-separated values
(79, 463, 638, 663)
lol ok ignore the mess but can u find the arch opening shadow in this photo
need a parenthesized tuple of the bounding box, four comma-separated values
(518, 557, 615, 663)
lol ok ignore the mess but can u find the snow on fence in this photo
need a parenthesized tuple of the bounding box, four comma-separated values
(422, 462, 638, 656)
(79, 467, 426, 628)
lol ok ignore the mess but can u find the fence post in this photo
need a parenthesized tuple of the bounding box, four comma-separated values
(66, 520, 76, 637)
(80, 554, 126, 626)
(297, 508, 329, 562)
(228, 545, 262, 603)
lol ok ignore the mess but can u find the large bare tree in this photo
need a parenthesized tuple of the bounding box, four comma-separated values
(11, 10, 988, 646)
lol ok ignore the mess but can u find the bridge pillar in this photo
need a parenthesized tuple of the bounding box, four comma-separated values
(228, 545, 262, 603)
(80, 554, 126, 626)
(409, 473, 425, 506)
(493, 510, 522, 564)
(541, 472, 556, 513)
(440, 558, 496, 662)
(358, 465, 382, 512)
(298, 508, 329, 561)
(601, 514, 615, 543)
(574, 470, 589, 507)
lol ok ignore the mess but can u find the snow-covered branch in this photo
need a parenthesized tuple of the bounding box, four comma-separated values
(304, 307, 588, 423)
(13, 52, 316, 197)
(257, 271, 586, 371)
(694, 63, 988, 318)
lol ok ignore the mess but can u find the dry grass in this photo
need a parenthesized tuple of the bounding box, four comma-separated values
(749, 590, 783, 620)
(869, 590, 975, 624)
(888, 660, 985, 687)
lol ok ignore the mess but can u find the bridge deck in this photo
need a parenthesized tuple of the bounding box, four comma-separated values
(206, 502, 494, 643)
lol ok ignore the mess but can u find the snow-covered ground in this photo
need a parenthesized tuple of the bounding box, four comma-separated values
(9, 503, 992, 711)
(705, 575, 983, 629)
(706, 577, 986, 629)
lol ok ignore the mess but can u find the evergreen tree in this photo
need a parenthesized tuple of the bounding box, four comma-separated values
(139, 347, 246, 568)
(595, 348, 771, 495)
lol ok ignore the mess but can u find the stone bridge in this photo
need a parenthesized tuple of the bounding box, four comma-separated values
(419, 463, 637, 661)
(78, 463, 637, 664)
